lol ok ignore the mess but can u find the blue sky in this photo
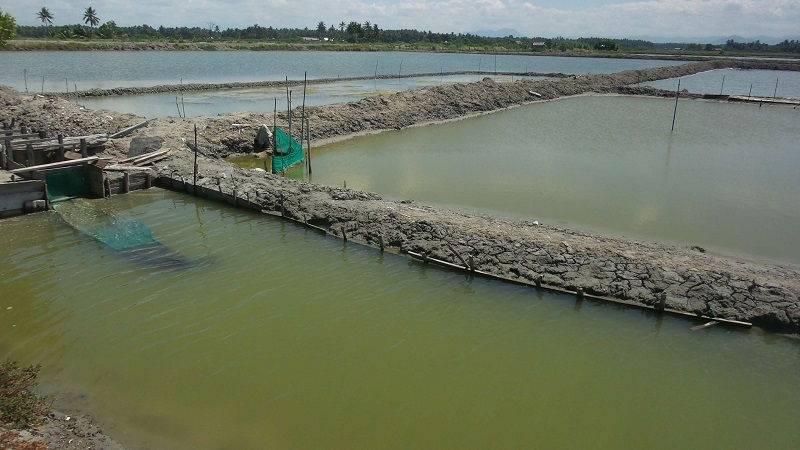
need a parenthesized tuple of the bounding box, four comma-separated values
(4, 1, 798, 39)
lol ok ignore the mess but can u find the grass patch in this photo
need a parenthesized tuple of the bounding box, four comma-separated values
(0, 360, 49, 429)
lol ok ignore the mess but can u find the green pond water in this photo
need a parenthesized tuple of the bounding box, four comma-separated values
(1, 190, 799, 449)
(235, 95, 800, 265)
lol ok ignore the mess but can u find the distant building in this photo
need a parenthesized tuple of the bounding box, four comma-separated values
(302, 37, 319, 41)
(531, 41, 546, 48)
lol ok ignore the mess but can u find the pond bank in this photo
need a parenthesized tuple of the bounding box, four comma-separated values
(61, 71, 570, 98)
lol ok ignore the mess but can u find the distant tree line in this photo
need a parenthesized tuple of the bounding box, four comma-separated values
(7, 8, 800, 54)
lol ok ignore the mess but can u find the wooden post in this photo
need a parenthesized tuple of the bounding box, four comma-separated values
(300, 71, 307, 153)
(374, 58, 379, 91)
(719, 74, 725, 95)
(175, 97, 182, 117)
(41, 74, 45, 93)
(145, 172, 152, 189)
(398, 59, 403, 84)
(103, 174, 111, 197)
(535, 274, 542, 287)
(80, 138, 88, 158)
(4, 138, 12, 165)
(671, 78, 681, 132)
(24, 69, 28, 94)
(26, 143, 35, 166)
(747, 83, 753, 99)
(468, 256, 475, 272)
(773, 77, 779, 99)
(193, 124, 199, 195)
(57, 134, 65, 160)
(378, 234, 384, 251)
(576, 287, 585, 298)
(180, 78, 186, 118)
(657, 292, 667, 312)
(122, 172, 130, 193)
(342, 226, 347, 242)
(306, 118, 313, 175)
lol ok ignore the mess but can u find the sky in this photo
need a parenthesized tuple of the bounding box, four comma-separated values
(4, 0, 799, 40)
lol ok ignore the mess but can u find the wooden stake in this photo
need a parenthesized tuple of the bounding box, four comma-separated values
(773, 77, 779, 99)
(671, 78, 681, 132)
(719, 74, 725, 95)
(23, 69, 28, 94)
(193, 124, 199, 194)
(41, 74, 45, 93)
(300, 71, 307, 157)
(306, 118, 313, 176)
(180, 78, 186, 118)
(80, 138, 88, 158)
(747, 83, 753, 99)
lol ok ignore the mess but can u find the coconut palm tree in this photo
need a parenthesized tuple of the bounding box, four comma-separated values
(37, 7, 53, 26)
(83, 6, 99, 28)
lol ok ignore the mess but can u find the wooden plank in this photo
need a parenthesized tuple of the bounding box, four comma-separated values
(9, 156, 98, 174)
(108, 120, 148, 139)
(103, 165, 157, 172)
(117, 149, 168, 164)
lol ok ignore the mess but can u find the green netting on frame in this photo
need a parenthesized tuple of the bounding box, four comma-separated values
(44, 167, 90, 203)
(272, 126, 304, 173)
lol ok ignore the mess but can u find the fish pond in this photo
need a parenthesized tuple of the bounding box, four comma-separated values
(0, 50, 682, 92)
(233, 95, 800, 264)
(645, 68, 800, 98)
(1, 189, 799, 449)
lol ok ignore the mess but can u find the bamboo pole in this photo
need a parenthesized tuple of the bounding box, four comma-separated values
(671, 78, 681, 132)
(181, 78, 186, 118)
(300, 71, 307, 153)
(193, 124, 198, 195)
(306, 118, 312, 175)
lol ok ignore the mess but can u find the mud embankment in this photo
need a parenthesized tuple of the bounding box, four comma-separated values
(64, 71, 572, 98)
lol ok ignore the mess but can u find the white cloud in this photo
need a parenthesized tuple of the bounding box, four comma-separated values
(4, 0, 798, 39)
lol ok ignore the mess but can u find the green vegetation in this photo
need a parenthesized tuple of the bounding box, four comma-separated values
(0, 360, 49, 429)
(6, 9, 800, 56)
(0, 9, 16, 46)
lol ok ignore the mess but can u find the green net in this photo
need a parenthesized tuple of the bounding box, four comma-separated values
(272, 126, 304, 173)
(44, 167, 90, 203)
(54, 199, 155, 251)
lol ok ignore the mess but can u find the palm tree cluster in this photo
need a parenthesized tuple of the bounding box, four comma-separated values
(83, 6, 99, 28)
(36, 7, 53, 26)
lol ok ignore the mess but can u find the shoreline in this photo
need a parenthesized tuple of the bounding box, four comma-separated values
(2, 59, 799, 334)
(3, 39, 799, 62)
